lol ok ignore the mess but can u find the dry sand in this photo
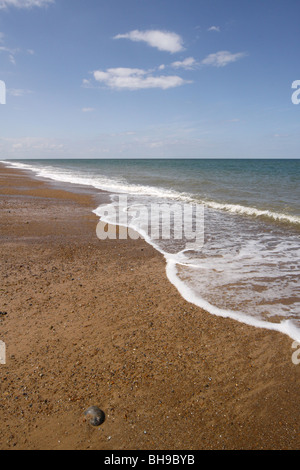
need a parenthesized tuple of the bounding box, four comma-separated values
(0, 163, 299, 450)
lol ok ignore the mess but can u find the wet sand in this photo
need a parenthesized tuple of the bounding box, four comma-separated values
(0, 163, 299, 450)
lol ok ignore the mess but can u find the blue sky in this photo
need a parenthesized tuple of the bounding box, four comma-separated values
(0, 0, 299, 159)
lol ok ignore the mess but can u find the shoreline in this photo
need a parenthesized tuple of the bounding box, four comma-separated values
(3, 160, 300, 343)
(0, 163, 300, 450)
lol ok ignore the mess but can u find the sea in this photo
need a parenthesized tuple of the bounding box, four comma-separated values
(2, 158, 299, 342)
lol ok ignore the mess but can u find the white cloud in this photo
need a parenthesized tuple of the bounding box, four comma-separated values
(82, 78, 92, 88)
(114, 29, 184, 53)
(0, 0, 54, 8)
(171, 57, 198, 70)
(0, 43, 19, 65)
(8, 88, 33, 96)
(9, 54, 16, 65)
(0, 137, 64, 157)
(148, 141, 164, 149)
(0, 45, 17, 54)
(274, 133, 289, 138)
(202, 50, 246, 67)
(82, 107, 95, 113)
(208, 26, 220, 32)
(93, 67, 191, 90)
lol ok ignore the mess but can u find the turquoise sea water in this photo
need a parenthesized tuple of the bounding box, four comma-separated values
(2, 158, 300, 341)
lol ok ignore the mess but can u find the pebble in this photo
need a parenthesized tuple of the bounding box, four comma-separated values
(84, 406, 105, 427)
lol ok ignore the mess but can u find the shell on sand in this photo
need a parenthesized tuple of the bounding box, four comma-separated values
(84, 406, 105, 427)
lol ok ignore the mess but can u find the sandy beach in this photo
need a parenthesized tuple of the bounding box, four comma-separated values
(0, 163, 299, 450)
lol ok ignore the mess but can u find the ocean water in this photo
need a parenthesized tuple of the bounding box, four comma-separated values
(2, 158, 300, 341)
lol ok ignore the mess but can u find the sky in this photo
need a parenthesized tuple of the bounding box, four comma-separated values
(0, 0, 299, 159)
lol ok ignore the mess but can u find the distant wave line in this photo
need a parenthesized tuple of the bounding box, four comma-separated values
(2, 159, 299, 226)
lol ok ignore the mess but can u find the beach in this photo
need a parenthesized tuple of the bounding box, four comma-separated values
(0, 163, 299, 450)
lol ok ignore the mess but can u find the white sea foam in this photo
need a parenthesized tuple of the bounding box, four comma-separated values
(166, 259, 300, 342)
(94, 197, 300, 342)
(203, 200, 300, 226)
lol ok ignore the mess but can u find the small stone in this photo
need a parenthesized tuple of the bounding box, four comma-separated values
(84, 406, 105, 427)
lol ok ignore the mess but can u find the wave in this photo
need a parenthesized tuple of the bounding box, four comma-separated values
(203, 200, 300, 226)
(2, 159, 299, 227)
(0, 159, 190, 201)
